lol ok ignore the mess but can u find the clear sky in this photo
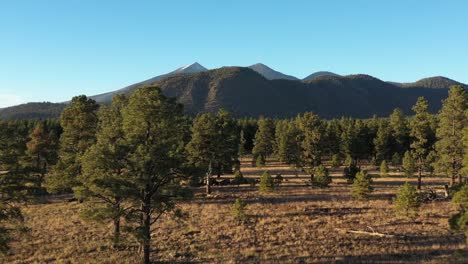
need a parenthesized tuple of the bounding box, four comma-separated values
(1, 0, 467, 107)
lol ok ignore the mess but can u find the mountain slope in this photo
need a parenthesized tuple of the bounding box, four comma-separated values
(248, 63, 299, 80)
(398, 76, 467, 89)
(1, 68, 464, 120)
(303, 71, 340, 81)
(90, 62, 208, 103)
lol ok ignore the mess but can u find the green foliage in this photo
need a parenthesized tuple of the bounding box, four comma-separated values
(331, 154, 342, 168)
(186, 110, 239, 178)
(373, 121, 391, 163)
(45, 95, 99, 194)
(238, 130, 246, 157)
(256, 155, 265, 167)
(343, 164, 360, 183)
(259, 171, 275, 193)
(389, 108, 410, 155)
(296, 112, 325, 174)
(391, 152, 401, 167)
(231, 199, 247, 222)
(380, 160, 388, 177)
(434, 86, 466, 185)
(312, 165, 332, 188)
(450, 185, 468, 242)
(394, 182, 421, 219)
(252, 117, 275, 163)
(351, 171, 373, 200)
(402, 151, 416, 178)
(274, 120, 301, 166)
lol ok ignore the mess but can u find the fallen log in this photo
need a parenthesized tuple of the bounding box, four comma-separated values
(335, 227, 396, 238)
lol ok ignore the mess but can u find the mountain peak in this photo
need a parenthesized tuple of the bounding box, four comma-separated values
(303, 71, 340, 81)
(176, 62, 207, 73)
(248, 63, 298, 80)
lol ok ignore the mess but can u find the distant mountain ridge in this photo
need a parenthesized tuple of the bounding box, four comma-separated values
(1, 63, 466, 119)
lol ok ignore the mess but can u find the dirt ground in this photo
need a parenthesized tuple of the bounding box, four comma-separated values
(3, 158, 467, 263)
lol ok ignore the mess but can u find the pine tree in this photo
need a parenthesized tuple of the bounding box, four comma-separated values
(374, 121, 391, 164)
(121, 87, 192, 264)
(75, 95, 130, 246)
(259, 171, 274, 193)
(26, 121, 58, 192)
(380, 160, 388, 177)
(312, 165, 332, 188)
(402, 151, 416, 178)
(0, 121, 31, 254)
(232, 199, 247, 222)
(232, 170, 248, 186)
(389, 108, 410, 155)
(252, 117, 275, 163)
(186, 110, 239, 194)
(410, 97, 432, 189)
(331, 154, 342, 168)
(394, 182, 421, 219)
(296, 112, 325, 181)
(434, 86, 467, 186)
(351, 171, 373, 200)
(275, 120, 301, 166)
(450, 185, 468, 242)
(45, 95, 99, 193)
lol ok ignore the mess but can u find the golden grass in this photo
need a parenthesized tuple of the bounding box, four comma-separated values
(2, 159, 467, 263)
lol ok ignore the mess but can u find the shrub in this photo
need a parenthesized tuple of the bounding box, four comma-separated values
(231, 199, 247, 222)
(232, 170, 248, 186)
(402, 151, 416, 178)
(343, 164, 360, 183)
(391, 153, 401, 167)
(331, 154, 341, 168)
(256, 155, 265, 167)
(312, 165, 332, 188)
(351, 171, 373, 200)
(394, 182, 421, 219)
(380, 160, 389, 177)
(259, 171, 274, 193)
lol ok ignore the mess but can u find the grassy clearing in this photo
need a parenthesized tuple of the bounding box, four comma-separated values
(2, 158, 467, 263)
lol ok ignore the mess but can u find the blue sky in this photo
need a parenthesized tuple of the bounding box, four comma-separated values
(1, 0, 467, 107)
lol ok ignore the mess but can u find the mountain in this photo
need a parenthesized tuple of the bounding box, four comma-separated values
(248, 63, 299, 80)
(90, 62, 207, 103)
(397, 76, 467, 89)
(0, 102, 66, 119)
(303, 71, 340, 81)
(1, 65, 465, 120)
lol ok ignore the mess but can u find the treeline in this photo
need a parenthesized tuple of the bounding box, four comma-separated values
(0, 85, 467, 263)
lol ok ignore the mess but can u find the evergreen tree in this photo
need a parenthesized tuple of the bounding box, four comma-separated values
(186, 110, 239, 194)
(402, 151, 416, 178)
(26, 121, 58, 191)
(121, 87, 192, 264)
(75, 95, 130, 246)
(410, 97, 432, 189)
(232, 170, 248, 186)
(275, 120, 301, 166)
(373, 121, 391, 164)
(296, 112, 325, 181)
(380, 160, 388, 177)
(343, 163, 360, 183)
(394, 182, 421, 219)
(45, 95, 99, 193)
(252, 117, 275, 163)
(259, 171, 274, 193)
(0, 121, 31, 254)
(331, 154, 342, 168)
(450, 185, 468, 242)
(312, 165, 332, 188)
(434, 86, 467, 186)
(351, 171, 373, 200)
(389, 108, 410, 155)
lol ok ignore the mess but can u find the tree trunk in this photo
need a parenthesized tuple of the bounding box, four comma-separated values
(206, 173, 211, 194)
(141, 201, 151, 264)
(417, 166, 422, 190)
(458, 173, 463, 185)
(310, 173, 314, 183)
(450, 175, 455, 187)
(113, 217, 120, 247)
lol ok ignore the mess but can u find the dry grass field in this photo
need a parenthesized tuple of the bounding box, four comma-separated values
(2, 158, 467, 264)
